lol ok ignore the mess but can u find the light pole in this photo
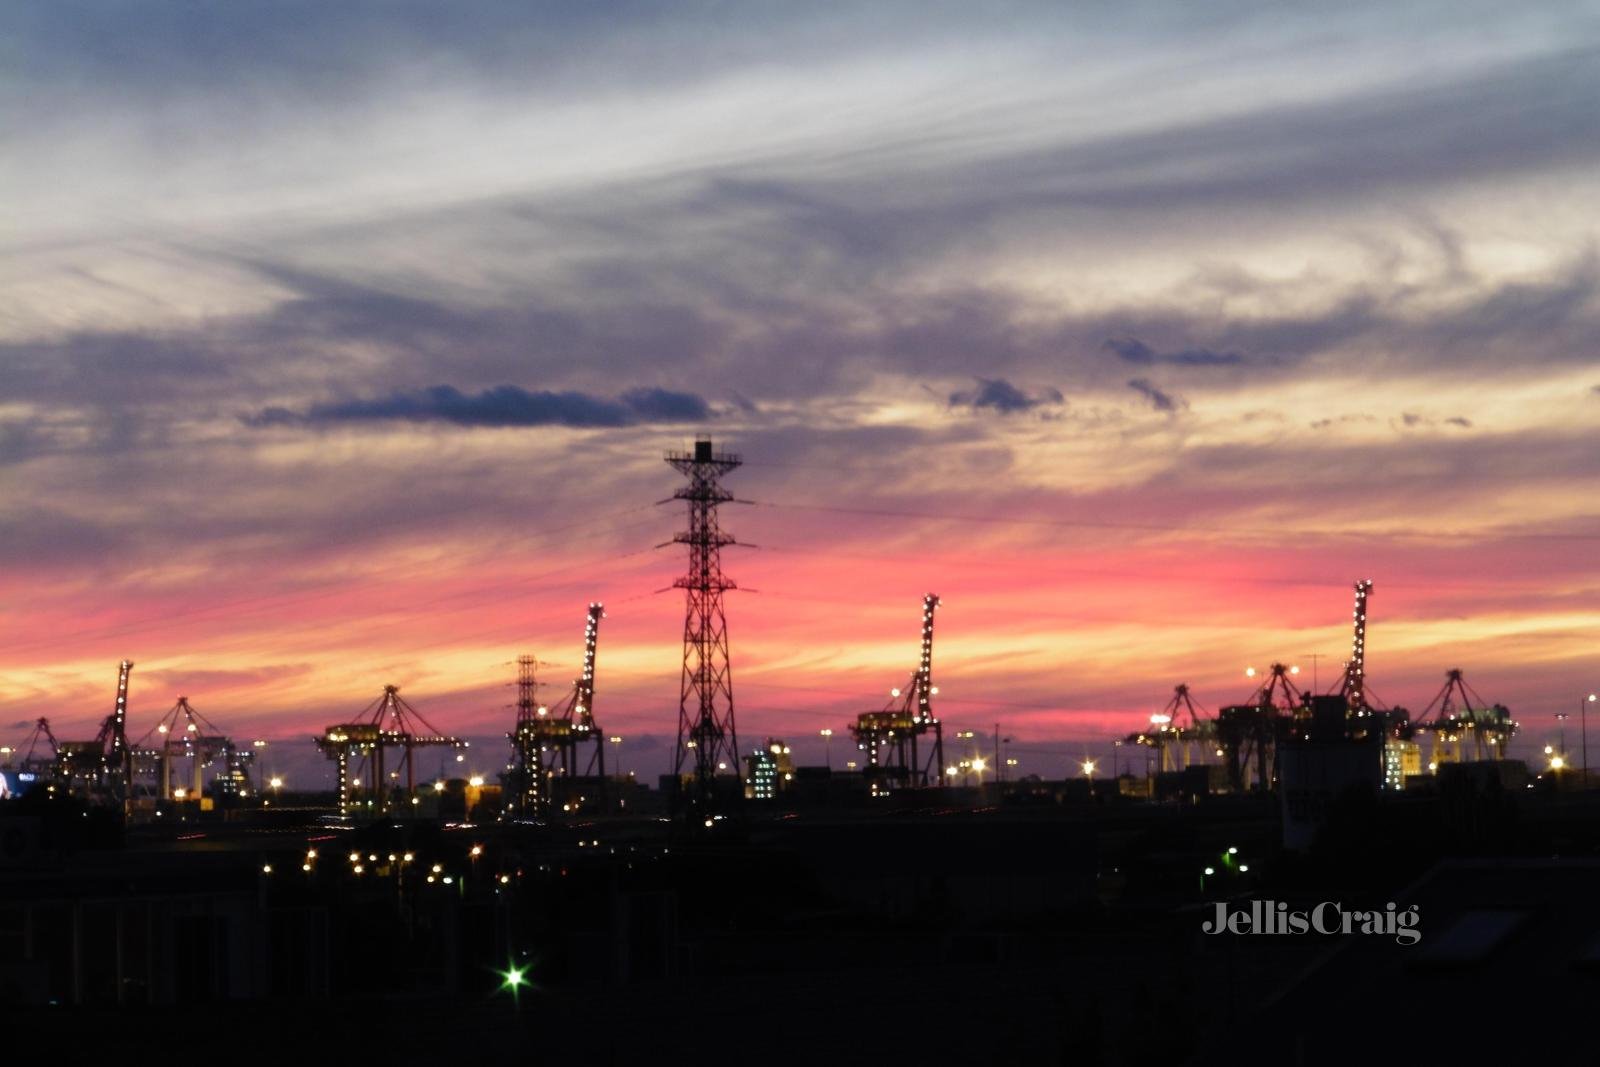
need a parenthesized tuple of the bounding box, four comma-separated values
(608, 735, 624, 779)
(251, 739, 269, 797)
(1082, 758, 1097, 798)
(1583, 694, 1597, 792)
(819, 728, 834, 771)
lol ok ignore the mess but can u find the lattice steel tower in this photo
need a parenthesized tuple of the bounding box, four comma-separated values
(506, 654, 551, 817)
(666, 439, 742, 819)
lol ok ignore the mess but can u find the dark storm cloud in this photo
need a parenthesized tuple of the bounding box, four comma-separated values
(251, 384, 712, 429)
(1126, 378, 1184, 412)
(947, 377, 1063, 414)
(1105, 337, 1246, 367)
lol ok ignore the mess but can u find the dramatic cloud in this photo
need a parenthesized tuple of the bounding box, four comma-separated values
(1126, 378, 1185, 413)
(1105, 338, 1246, 367)
(948, 377, 1063, 414)
(250, 385, 713, 429)
(3, 2, 1597, 776)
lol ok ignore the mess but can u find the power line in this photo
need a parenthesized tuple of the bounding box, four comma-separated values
(753, 501, 1600, 544)
(0, 505, 661, 655)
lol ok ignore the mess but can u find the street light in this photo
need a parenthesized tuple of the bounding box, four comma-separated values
(819, 728, 834, 770)
(1583, 694, 1597, 792)
(500, 963, 528, 1007)
(608, 735, 624, 779)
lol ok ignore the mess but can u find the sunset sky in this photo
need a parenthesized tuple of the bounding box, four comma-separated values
(3, 2, 1598, 784)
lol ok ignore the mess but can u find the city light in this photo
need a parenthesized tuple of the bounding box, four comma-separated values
(500, 963, 529, 1006)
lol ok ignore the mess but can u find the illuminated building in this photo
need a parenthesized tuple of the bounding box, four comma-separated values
(744, 738, 794, 800)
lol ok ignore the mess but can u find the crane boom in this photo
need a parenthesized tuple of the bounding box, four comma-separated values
(1338, 580, 1373, 709)
(573, 602, 604, 729)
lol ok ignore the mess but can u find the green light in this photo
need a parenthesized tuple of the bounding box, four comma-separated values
(502, 966, 526, 989)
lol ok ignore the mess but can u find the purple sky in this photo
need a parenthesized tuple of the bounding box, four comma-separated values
(3, 2, 1598, 786)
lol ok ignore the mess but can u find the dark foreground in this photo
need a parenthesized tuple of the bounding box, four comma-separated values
(4, 785, 1599, 1064)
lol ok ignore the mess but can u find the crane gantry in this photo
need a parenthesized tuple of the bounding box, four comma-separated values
(1413, 669, 1516, 765)
(317, 684, 465, 819)
(131, 697, 233, 806)
(1124, 683, 1215, 774)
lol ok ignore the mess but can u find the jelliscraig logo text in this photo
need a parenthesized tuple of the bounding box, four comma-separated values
(1203, 901, 1420, 945)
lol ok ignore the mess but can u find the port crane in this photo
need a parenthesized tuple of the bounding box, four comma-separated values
(505, 603, 608, 818)
(850, 593, 945, 795)
(53, 660, 134, 809)
(317, 685, 465, 819)
(1124, 684, 1215, 774)
(1414, 669, 1516, 765)
(131, 697, 233, 804)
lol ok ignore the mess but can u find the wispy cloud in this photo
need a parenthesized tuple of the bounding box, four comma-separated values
(1105, 337, 1245, 367)
(1126, 377, 1185, 412)
(948, 377, 1063, 414)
